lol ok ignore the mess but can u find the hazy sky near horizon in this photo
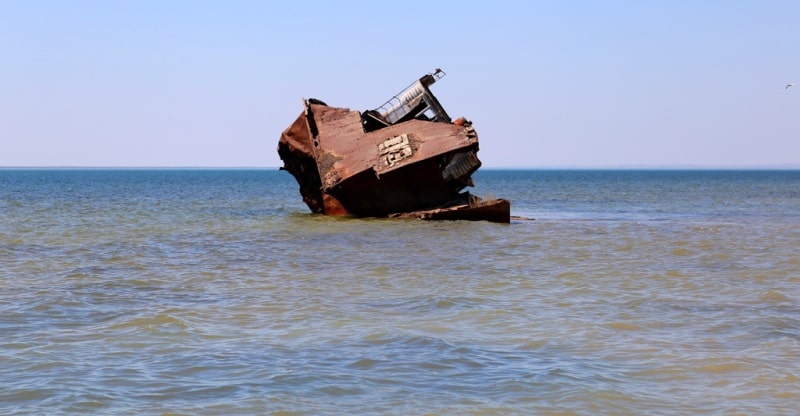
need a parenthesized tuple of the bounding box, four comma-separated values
(2, 1, 798, 168)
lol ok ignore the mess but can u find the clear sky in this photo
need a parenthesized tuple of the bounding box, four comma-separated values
(2, 1, 798, 168)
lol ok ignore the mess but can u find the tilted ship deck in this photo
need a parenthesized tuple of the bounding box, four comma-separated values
(278, 69, 510, 223)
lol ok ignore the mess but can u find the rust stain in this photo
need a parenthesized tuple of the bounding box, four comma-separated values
(277, 69, 510, 223)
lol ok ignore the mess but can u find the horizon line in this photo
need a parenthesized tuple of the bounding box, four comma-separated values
(2, 165, 800, 170)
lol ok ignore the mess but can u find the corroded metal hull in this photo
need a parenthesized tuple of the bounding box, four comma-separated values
(277, 69, 510, 223)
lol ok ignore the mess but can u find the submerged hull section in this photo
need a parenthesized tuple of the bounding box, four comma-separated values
(277, 70, 510, 223)
(390, 197, 511, 223)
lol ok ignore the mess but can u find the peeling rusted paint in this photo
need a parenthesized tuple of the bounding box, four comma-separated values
(277, 69, 510, 223)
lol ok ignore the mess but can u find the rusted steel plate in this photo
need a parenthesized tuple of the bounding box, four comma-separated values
(310, 105, 478, 191)
(277, 69, 511, 222)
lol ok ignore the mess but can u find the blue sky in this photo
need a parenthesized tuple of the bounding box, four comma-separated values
(2, 1, 798, 168)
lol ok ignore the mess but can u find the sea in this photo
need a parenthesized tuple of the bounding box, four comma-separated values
(1, 169, 798, 415)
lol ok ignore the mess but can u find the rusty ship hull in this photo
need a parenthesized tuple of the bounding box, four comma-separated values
(277, 69, 510, 223)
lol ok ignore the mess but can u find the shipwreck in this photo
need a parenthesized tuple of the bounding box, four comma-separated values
(277, 69, 510, 223)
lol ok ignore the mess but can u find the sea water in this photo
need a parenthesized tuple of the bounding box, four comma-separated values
(1, 169, 799, 415)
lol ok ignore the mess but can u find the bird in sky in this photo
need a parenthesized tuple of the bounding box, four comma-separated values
(786, 83, 795, 89)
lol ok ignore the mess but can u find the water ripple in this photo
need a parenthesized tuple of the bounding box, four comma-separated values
(2, 169, 800, 414)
